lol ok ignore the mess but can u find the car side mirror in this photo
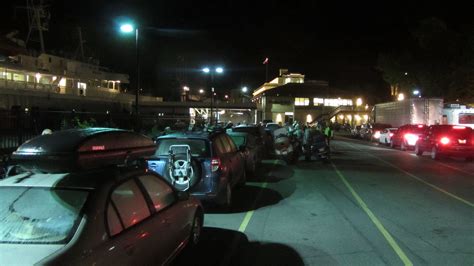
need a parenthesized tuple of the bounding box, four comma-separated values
(239, 145, 246, 152)
(177, 191, 190, 201)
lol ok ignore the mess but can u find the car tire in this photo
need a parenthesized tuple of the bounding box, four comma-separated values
(415, 144, 423, 156)
(431, 147, 440, 160)
(219, 182, 232, 209)
(187, 211, 202, 249)
(165, 157, 202, 191)
(400, 142, 407, 151)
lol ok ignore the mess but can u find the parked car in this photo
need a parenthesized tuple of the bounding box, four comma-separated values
(147, 130, 246, 207)
(230, 124, 270, 155)
(415, 125, 474, 161)
(367, 123, 393, 141)
(378, 128, 398, 145)
(390, 124, 426, 150)
(0, 128, 203, 265)
(227, 131, 263, 176)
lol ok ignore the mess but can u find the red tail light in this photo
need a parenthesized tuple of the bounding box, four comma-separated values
(440, 137, 450, 145)
(211, 158, 221, 172)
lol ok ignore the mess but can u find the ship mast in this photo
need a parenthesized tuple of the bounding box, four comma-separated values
(25, 0, 50, 54)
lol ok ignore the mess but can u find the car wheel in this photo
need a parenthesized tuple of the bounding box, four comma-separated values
(219, 182, 232, 209)
(400, 142, 407, 151)
(415, 144, 423, 156)
(188, 212, 202, 248)
(431, 147, 440, 160)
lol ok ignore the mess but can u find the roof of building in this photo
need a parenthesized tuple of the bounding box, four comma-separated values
(257, 83, 355, 98)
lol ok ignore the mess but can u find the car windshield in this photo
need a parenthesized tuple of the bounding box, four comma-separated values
(0, 187, 88, 244)
(156, 138, 210, 157)
(229, 135, 246, 147)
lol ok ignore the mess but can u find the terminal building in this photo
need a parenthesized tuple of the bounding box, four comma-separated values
(252, 69, 371, 125)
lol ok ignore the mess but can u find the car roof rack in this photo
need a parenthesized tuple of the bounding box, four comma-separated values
(11, 128, 156, 173)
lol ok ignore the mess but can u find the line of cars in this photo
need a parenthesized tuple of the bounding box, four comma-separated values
(0, 123, 275, 265)
(371, 124, 474, 161)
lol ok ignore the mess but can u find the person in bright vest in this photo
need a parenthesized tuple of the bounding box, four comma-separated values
(324, 124, 333, 145)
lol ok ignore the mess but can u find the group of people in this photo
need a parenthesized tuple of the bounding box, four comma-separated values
(284, 120, 334, 146)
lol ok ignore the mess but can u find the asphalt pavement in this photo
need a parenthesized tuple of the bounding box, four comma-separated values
(174, 137, 474, 266)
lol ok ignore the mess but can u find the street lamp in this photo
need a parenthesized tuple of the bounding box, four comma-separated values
(202, 66, 224, 125)
(120, 23, 140, 129)
(242, 86, 248, 93)
(398, 93, 405, 101)
(183, 86, 190, 92)
(199, 89, 204, 94)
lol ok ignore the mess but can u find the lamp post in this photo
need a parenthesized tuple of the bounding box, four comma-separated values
(120, 23, 140, 130)
(202, 66, 224, 125)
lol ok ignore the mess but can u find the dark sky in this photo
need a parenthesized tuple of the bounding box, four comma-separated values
(1, 0, 472, 102)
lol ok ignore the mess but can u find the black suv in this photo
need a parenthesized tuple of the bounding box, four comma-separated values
(415, 125, 474, 161)
(147, 130, 246, 207)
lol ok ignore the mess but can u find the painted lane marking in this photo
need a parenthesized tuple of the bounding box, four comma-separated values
(331, 162, 413, 266)
(238, 182, 268, 232)
(342, 141, 474, 208)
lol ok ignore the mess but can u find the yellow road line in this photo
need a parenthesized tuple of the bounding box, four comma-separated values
(343, 142, 474, 208)
(238, 182, 267, 232)
(331, 162, 413, 266)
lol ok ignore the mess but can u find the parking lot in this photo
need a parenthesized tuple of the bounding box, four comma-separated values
(174, 137, 474, 265)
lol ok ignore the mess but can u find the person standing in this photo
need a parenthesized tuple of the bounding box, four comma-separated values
(324, 125, 333, 146)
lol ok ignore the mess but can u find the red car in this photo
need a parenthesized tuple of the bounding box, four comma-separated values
(390, 124, 426, 150)
(415, 125, 474, 161)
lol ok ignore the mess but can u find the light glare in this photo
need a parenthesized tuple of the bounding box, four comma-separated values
(120, 24, 134, 33)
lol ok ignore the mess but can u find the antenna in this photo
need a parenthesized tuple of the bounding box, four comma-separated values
(25, 0, 50, 54)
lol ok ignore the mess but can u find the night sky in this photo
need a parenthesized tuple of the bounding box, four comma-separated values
(1, 0, 472, 102)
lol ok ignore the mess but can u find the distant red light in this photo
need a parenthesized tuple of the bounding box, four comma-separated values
(440, 137, 450, 145)
(92, 145, 105, 151)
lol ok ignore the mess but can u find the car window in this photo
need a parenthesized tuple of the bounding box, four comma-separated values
(156, 138, 210, 157)
(138, 175, 175, 212)
(111, 180, 150, 229)
(0, 188, 88, 244)
(229, 135, 246, 147)
(107, 204, 123, 236)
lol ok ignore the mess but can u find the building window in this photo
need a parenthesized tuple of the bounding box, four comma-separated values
(295, 98, 309, 106)
(313, 98, 324, 106)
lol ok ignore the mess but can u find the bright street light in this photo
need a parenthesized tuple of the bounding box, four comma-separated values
(224, 95, 229, 99)
(120, 24, 134, 33)
(413, 90, 420, 95)
(242, 86, 248, 93)
(199, 89, 204, 94)
(216, 67, 224, 73)
(202, 67, 210, 73)
(183, 86, 190, 92)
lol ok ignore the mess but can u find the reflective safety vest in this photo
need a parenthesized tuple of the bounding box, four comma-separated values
(324, 127, 333, 137)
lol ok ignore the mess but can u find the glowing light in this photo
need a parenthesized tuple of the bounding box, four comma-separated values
(52, 76, 57, 81)
(120, 24, 134, 33)
(413, 90, 420, 95)
(440, 137, 450, 145)
(242, 86, 248, 93)
(306, 114, 312, 123)
(276, 113, 283, 123)
(397, 93, 405, 101)
(404, 133, 418, 146)
(363, 115, 369, 121)
(356, 98, 363, 106)
(215, 67, 224, 73)
(339, 115, 344, 119)
(373, 131, 381, 139)
(183, 86, 190, 91)
(202, 67, 210, 73)
(199, 89, 204, 94)
(59, 78, 66, 87)
(453, 126, 466, 129)
(35, 73, 41, 82)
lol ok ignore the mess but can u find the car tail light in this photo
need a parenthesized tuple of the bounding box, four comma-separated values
(440, 137, 450, 145)
(453, 126, 466, 129)
(211, 158, 221, 172)
(404, 133, 419, 145)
